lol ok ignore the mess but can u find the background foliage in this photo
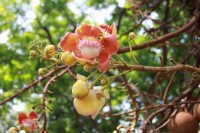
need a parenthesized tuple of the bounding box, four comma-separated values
(0, 0, 200, 132)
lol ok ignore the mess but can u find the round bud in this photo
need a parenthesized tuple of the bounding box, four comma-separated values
(8, 127, 17, 133)
(44, 45, 56, 58)
(129, 32, 135, 40)
(29, 50, 37, 57)
(83, 63, 92, 72)
(72, 80, 89, 99)
(61, 52, 77, 67)
(38, 68, 47, 76)
(101, 78, 107, 85)
(113, 130, 118, 133)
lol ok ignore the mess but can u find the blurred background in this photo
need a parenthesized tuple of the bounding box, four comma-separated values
(0, 0, 199, 132)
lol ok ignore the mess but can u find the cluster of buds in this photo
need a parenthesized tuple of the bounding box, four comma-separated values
(72, 74, 109, 119)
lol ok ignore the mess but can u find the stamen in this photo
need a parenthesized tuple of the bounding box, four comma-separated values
(78, 39, 102, 59)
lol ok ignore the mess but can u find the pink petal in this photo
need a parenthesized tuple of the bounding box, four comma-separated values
(97, 52, 110, 72)
(18, 112, 28, 124)
(59, 32, 81, 56)
(29, 111, 38, 120)
(75, 24, 102, 38)
(100, 35, 119, 55)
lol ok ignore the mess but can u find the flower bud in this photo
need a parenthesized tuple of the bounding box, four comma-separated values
(113, 130, 118, 133)
(8, 127, 17, 133)
(29, 50, 37, 57)
(129, 32, 135, 40)
(100, 78, 107, 85)
(38, 68, 47, 76)
(72, 80, 89, 99)
(61, 52, 77, 67)
(83, 63, 92, 72)
(44, 45, 56, 58)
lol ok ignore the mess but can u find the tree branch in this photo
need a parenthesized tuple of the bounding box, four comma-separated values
(118, 12, 200, 54)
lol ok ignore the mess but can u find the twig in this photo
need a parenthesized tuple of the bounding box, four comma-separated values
(118, 12, 200, 53)
(41, 68, 69, 133)
(101, 100, 200, 118)
(0, 65, 66, 106)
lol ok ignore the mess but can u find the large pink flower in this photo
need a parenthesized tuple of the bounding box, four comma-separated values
(59, 23, 119, 72)
(18, 111, 38, 130)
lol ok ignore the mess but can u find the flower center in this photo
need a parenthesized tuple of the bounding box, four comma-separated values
(78, 39, 102, 59)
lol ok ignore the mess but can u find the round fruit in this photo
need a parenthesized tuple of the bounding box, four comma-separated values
(168, 112, 198, 133)
(193, 103, 200, 122)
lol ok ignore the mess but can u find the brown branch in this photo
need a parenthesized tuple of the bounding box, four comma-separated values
(41, 68, 69, 133)
(102, 100, 200, 117)
(112, 63, 200, 73)
(0, 65, 66, 106)
(118, 12, 200, 54)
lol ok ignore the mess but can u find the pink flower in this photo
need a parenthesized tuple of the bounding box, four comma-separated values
(59, 23, 119, 72)
(18, 111, 38, 130)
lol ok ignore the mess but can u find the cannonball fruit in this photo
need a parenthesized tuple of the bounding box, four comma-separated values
(193, 104, 200, 122)
(168, 112, 198, 133)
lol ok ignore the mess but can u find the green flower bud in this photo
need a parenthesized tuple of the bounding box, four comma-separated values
(44, 45, 56, 58)
(29, 50, 37, 57)
(100, 78, 108, 85)
(129, 32, 135, 40)
(38, 68, 47, 76)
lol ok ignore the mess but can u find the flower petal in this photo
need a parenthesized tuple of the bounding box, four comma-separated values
(75, 24, 92, 38)
(97, 52, 110, 72)
(100, 35, 119, 55)
(73, 90, 99, 116)
(99, 23, 117, 36)
(91, 26, 103, 38)
(29, 111, 38, 120)
(59, 33, 81, 55)
(18, 112, 28, 124)
(91, 97, 105, 119)
(75, 24, 102, 38)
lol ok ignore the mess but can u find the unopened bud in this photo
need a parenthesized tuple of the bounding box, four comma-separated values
(83, 63, 92, 72)
(101, 78, 107, 85)
(113, 130, 118, 133)
(61, 52, 77, 67)
(44, 45, 56, 58)
(129, 32, 135, 40)
(29, 50, 37, 57)
(72, 80, 89, 99)
(38, 68, 47, 76)
(8, 127, 17, 133)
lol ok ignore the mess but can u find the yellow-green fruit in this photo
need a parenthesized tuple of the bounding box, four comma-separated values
(72, 80, 89, 99)
(73, 90, 105, 118)
(44, 45, 56, 58)
(61, 52, 77, 66)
